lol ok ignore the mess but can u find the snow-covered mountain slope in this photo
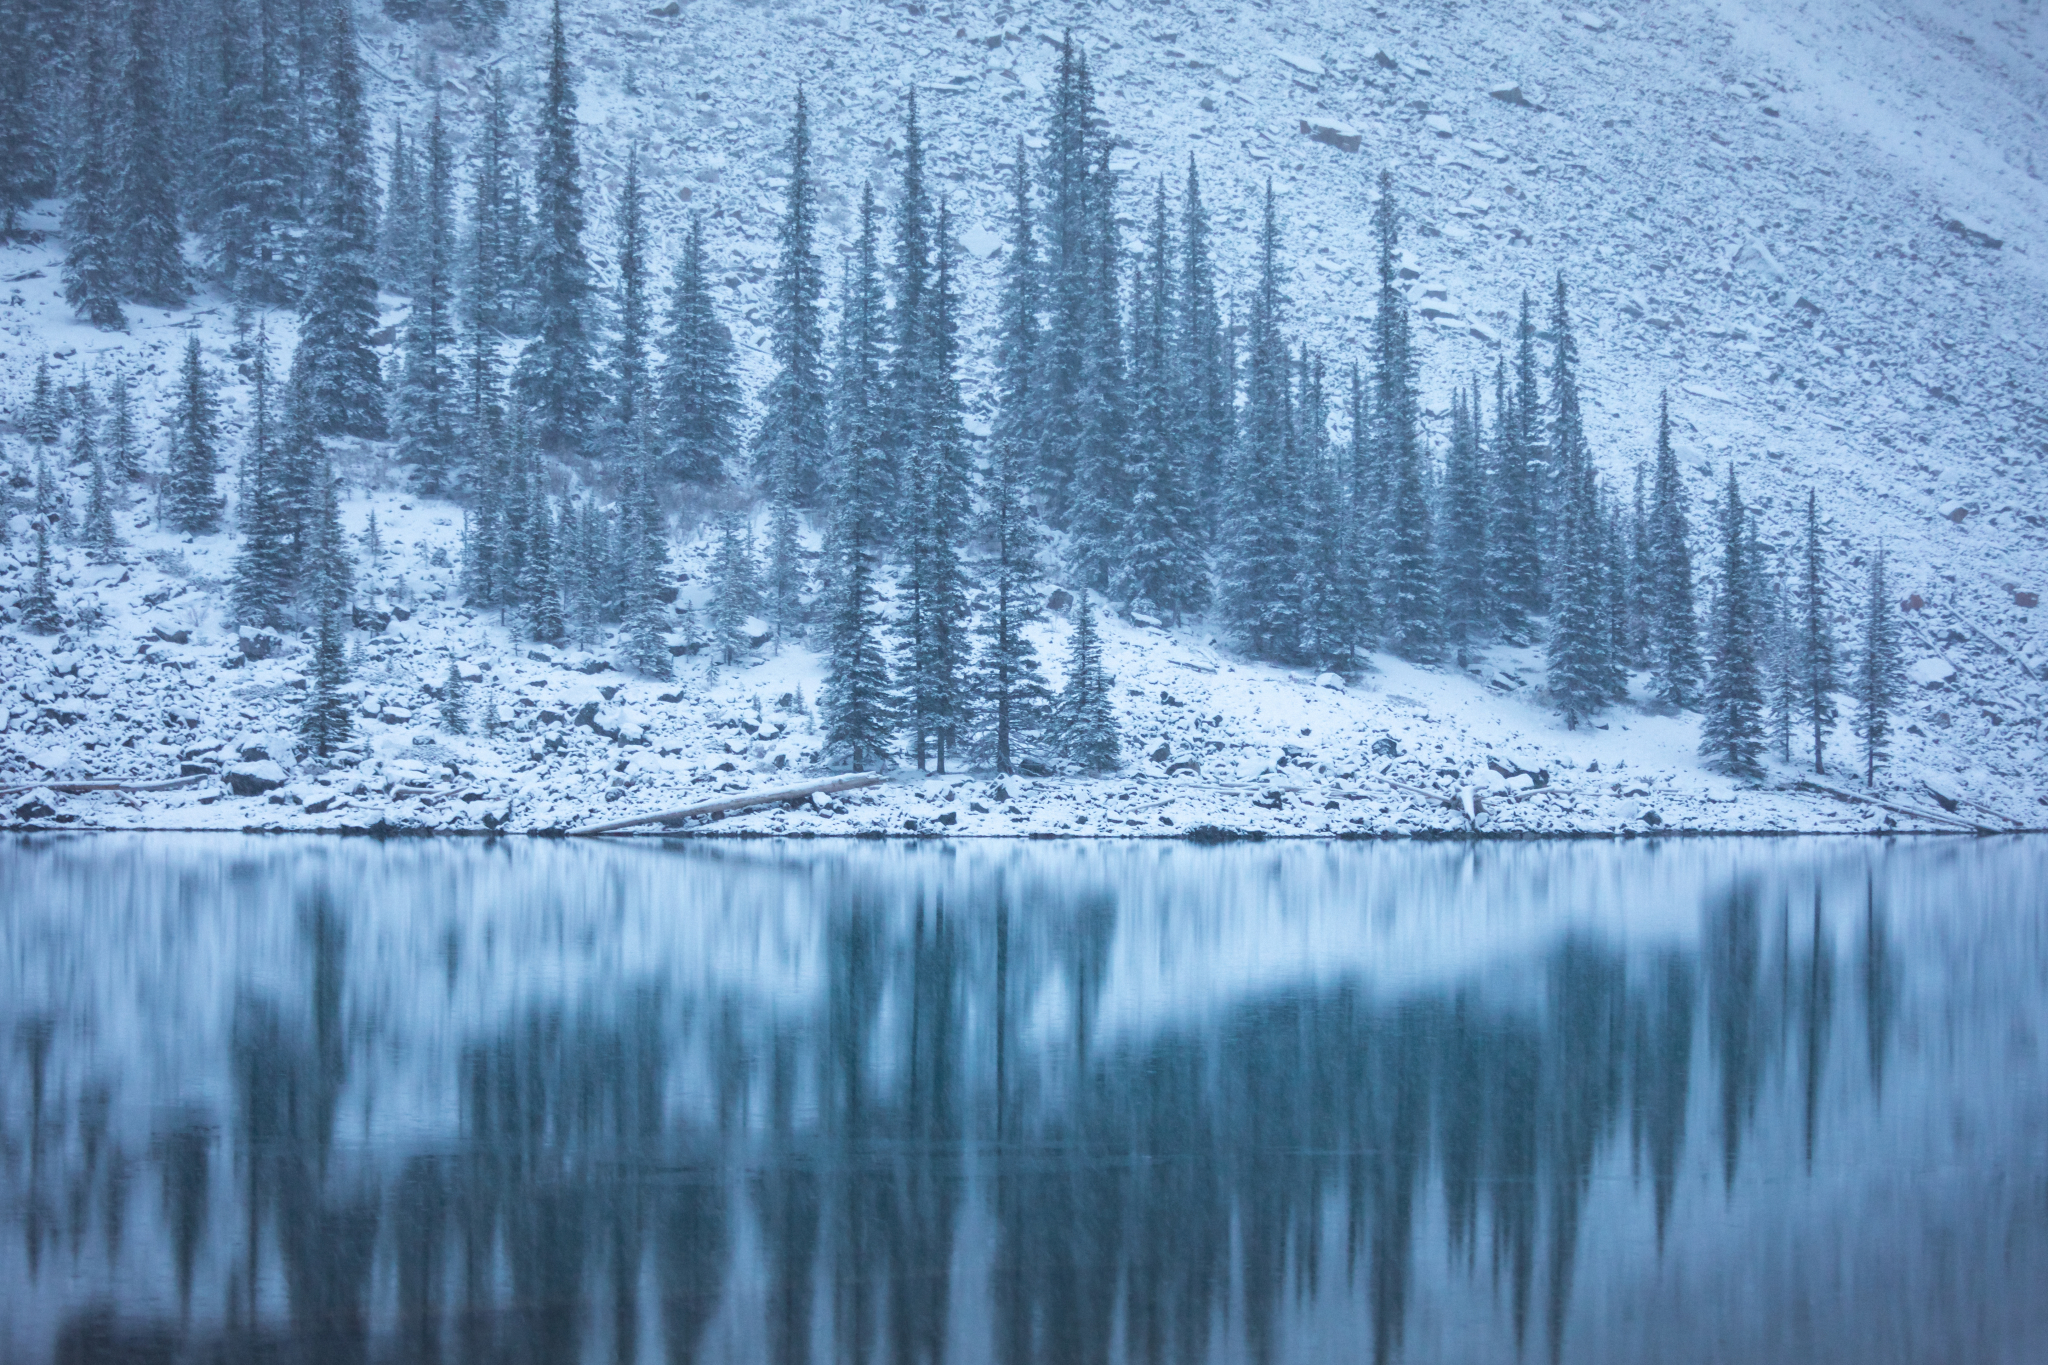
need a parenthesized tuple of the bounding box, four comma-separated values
(3, 0, 2045, 836)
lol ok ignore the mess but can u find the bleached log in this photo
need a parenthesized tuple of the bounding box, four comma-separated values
(0, 774, 208, 797)
(569, 773, 883, 835)
(1794, 778, 1991, 833)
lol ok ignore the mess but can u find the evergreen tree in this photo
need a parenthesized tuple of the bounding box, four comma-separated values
(1372, 174, 1440, 660)
(1852, 544, 1905, 786)
(438, 661, 469, 733)
(0, 0, 38, 239)
(616, 460, 674, 680)
(26, 359, 60, 449)
(1441, 378, 1491, 659)
(300, 457, 354, 756)
(20, 519, 63, 634)
(1220, 184, 1300, 661)
(1700, 465, 1767, 780)
(82, 442, 121, 562)
(1177, 155, 1230, 543)
(232, 330, 292, 624)
(63, 0, 125, 329)
(708, 513, 757, 665)
(166, 336, 223, 534)
(820, 184, 895, 770)
(395, 97, 458, 492)
(521, 480, 564, 642)
(106, 367, 142, 480)
(1122, 178, 1201, 622)
(466, 71, 524, 333)
(513, 0, 602, 454)
(1765, 557, 1797, 763)
(213, 0, 299, 304)
(1543, 277, 1616, 724)
(379, 117, 421, 296)
(33, 453, 70, 536)
(974, 146, 1053, 776)
(1490, 295, 1545, 632)
(1297, 353, 1351, 672)
(1795, 488, 1839, 774)
(896, 201, 973, 772)
(297, 0, 385, 438)
(1345, 361, 1382, 641)
(1036, 34, 1109, 523)
(1066, 144, 1129, 591)
(880, 89, 932, 519)
(656, 212, 741, 484)
(763, 468, 803, 644)
(608, 145, 650, 456)
(115, 0, 187, 304)
(1646, 392, 1703, 706)
(753, 88, 829, 503)
(1056, 589, 1119, 772)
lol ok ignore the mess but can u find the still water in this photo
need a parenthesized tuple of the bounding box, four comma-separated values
(3, 835, 2045, 1365)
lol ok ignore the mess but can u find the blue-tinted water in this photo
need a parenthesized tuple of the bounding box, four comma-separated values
(4, 835, 2045, 1364)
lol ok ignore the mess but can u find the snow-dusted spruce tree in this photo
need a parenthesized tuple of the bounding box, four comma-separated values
(297, 0, 384, 439)
(466, 71, 523, 334)
(1490, 293, 1546, 636)
(1373, 174, 1439, 661)
(33, 454, 71, 536)
(709, 514, 757, 667)
(62, 0, 124, 330)
(1057, 590, 1120, 772)
(879, 90, 932, 527)
(21, 520, 63, 634)
(439, 662, 469, 734)
(763, 459, 803, 646)
(232, 333, 293, 625)
(0, 0, 35, 240)
(300, 457, 353, 756)
(83, 444, 122, 563)
(396, 98, 459, 494)
(657, 212, 742, 484)
(1036, 33, 1107, 526)
(379, 119, 418, 296)
(1440, 376, 1491, 661)
(212, 0, 301, 306)
(1853, 544, 1906, 786)
(1298, 353, 1352, 673)
(1794, 489, 1839, 774)
(1700, 466, 1767, 780)
(820, 185, 896, 770)
(1646, 391, 1702, 706)
(974, 147, 1053, 777)
(514, 0, 603, 454)
(1765, 558, 1797, 763)
(1545, 276, 1618, 726)
(166, 336, 223, 534)
(26, 359, 59, 449)
(1066, 143, 1130, 596)
(1345, 361, 1381, 640)
(897, 201, 974, 773)
(606, 146, 650, 458)
(1123, 179, 1201, 624)
(106, 368, 142, 480)
(1221, 185, 1301, 661)
(752, 88, 829, 502)
(520, 484, 564, 643)
(115, 0, 186, 305)
(1176, 154, 1230, 548)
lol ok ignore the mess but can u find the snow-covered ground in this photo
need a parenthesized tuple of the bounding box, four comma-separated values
(3, 0, 2046, 837)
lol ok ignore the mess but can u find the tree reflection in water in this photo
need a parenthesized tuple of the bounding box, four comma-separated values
(3, 836, 2042, 1365)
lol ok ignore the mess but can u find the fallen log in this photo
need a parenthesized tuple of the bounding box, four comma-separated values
(1794, 778, 1991, 833)
(0, 774, 209, 797)
(569, 772, 883, 836)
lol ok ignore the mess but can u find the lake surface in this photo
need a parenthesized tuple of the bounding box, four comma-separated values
(3, 835, 2045, 1365)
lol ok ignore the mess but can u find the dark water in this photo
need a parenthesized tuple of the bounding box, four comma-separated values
(3, 836, 2046, 1365)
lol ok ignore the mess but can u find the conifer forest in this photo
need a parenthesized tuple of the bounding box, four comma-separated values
(0, 0, 2041, 835)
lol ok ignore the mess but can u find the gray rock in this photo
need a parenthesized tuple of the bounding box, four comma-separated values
(225, 760, 288, 796)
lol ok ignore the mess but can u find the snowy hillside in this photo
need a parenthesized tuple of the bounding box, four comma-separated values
(2, 0, 2045, 836)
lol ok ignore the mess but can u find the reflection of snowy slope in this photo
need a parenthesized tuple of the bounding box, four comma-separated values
(5, 0, 2048, 836)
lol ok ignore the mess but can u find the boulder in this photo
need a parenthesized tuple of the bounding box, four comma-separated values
(648, 0, 680, 14)
(1939, 501, 1971, 523)
(152, 625, 191, 644)
(1906, 657, 1956, 688)
(13, 791, 57, 821)
(1488, 82, 1530, 106)
(2014, 590, 2038, 609)
(1046, 588, 1073, 611)
(1277, 51, 1326, 78)
(1300, 117, 1361, 152)
(1937, 212, 2002, 249)
(1315, 671, 1345, 690)
(1423, 113, 1454, 136)
(225, 760, 287, 796)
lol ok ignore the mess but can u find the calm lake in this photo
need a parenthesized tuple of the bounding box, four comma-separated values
(3, 835, 2045, 1365)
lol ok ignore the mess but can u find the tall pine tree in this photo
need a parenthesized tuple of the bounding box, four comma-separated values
(116, 0, 187, 304)
(1795, 488, 1839, 774)
(753, 88, 828, 503)
(396, 96, 458, 492)
(1372, 173, 1439, 661)
(166, 336, 223, 534)
(608, 145, 650, 457)
(656, 212, 741, 484)
(1646, 392, 1703, 706)
(1440, 377, 1490, 659)
(1700, 465, 1767, 780)
(512, 0, 602, 454)
(1056, 589, 1120, 772)
(62, 0, 125, 329)
(1852, 544, 1905, 787)
(1220, 184, 1300, 661)
(297, 0, 385, 438)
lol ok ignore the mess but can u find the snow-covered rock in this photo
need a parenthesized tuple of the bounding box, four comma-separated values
(224, 761, 288, 796)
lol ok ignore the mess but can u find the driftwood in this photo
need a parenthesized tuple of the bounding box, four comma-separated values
(1937, 598, 2039, 682)
(569, 773, 883, 836)
(1794, 778, 1992, 833)
(0, 774, 208, 798)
